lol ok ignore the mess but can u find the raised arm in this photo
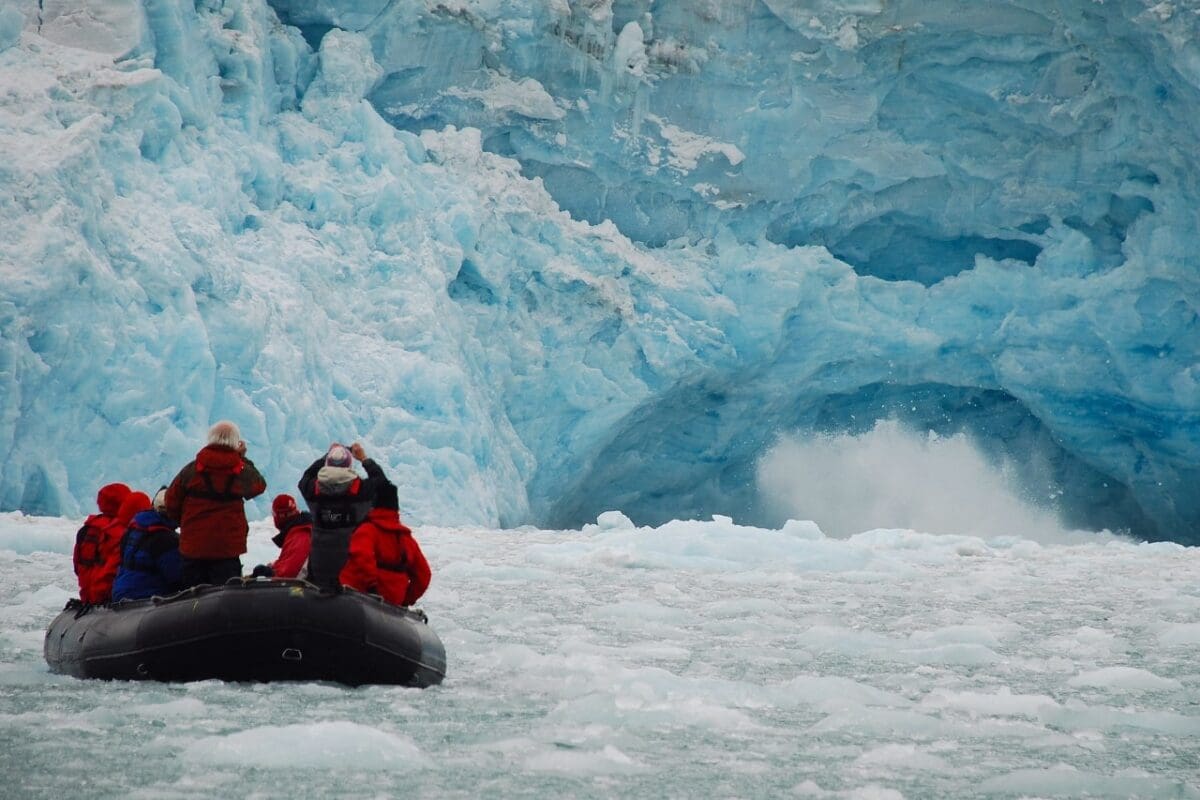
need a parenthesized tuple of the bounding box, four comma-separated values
(297, 456, 326, 501)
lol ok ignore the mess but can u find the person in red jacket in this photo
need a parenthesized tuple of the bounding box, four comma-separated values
(74, 482, 132, 603)
(78, 490, 151, 604)
(164, 420, 267, 588)
(251, 494, 313, 580)
(339, 481, 430, 606)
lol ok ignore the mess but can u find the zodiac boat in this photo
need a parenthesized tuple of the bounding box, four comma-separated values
(44, 578, 446, 688)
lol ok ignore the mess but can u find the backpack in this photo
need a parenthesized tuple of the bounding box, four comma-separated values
(73, 514, 108, 575)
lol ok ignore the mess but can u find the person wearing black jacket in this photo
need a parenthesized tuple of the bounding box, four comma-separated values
(298, 442, 388, 588)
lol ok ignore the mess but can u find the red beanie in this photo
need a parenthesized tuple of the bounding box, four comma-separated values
(272, 494, 299, 528)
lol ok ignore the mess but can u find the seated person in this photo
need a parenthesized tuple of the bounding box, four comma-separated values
(80, 489, 148, 604)
(73, 482, 131, 603)
(251, 494, 313, 579)
(339, 481, 430, 606)
(112, 488, 184, 601)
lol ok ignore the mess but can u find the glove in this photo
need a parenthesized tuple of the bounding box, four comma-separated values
(251, 564, 274, 578)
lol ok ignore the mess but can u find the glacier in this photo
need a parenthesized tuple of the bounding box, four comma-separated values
(0, 0, 1198, 542)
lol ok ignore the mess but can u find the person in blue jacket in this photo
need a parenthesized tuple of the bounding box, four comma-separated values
(112, 487, 185, 601)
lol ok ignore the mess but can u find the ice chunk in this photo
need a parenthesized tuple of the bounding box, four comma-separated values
(183, 721, 422, 770)
(0, 7, 23, 52)
(1067, 666, 1183, 693)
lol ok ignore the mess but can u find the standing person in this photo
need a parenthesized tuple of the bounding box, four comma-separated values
(339, 481, 431, 607)
(73, 482, 131, 603)
(112, 488, 184, 601)
(250, 494, 313, 580)
(164, 420, 267, 588)
(298, 442, 387, 589)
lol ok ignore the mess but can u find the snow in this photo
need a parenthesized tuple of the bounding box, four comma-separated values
(649, 114, 746, 174)
(443, 74, 565, 122)
(613, 21, 648, 78)
(1, 512, 1197, 797)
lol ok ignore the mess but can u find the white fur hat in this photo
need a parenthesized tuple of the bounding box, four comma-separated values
(207, 420, 241, 448)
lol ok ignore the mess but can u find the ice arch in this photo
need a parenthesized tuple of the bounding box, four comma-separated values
(541, 381, 1152, 537)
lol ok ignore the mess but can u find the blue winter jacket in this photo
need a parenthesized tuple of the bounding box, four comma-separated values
(112, 510, 184, 601)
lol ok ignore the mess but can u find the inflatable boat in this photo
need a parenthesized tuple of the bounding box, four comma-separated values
(43, 579, 446, 688)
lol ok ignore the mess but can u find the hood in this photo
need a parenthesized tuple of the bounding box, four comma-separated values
(115, 491, 152, 527)
(132, 508, 176, 530)
(96, 482, 132, 516)
(364, 507, 412, 536)
(196, 444, 243, 473)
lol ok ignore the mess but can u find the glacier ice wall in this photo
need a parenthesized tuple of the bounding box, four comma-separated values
(0, 0, 1197, 542)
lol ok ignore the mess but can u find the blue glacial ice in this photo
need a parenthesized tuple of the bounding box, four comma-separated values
(0, 0, 1197, 541)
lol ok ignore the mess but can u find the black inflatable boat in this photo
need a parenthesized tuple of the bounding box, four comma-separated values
(43, 579, 446, 688)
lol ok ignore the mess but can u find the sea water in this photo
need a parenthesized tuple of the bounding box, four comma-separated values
(0, 512, 1197, 798)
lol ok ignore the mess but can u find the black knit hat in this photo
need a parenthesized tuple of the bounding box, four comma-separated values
(374, 481, 399, 511)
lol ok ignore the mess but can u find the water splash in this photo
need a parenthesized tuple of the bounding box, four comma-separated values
(756, 419, 1117, 543)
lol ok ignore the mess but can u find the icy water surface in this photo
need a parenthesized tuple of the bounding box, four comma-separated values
(0, 512, 1197, 798)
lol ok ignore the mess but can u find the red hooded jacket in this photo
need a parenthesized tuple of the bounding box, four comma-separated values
(77, 490, 150, 604)
(164, 444, 266, 559)
(74, 483, 132, 601)
(339, 508, 430, 606)
(271, 513, 313, 579)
